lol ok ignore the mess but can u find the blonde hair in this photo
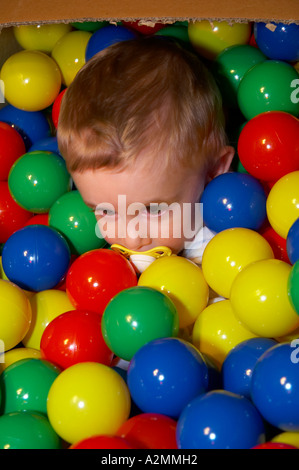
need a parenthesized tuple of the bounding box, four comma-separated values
(57, 36, 227, 174)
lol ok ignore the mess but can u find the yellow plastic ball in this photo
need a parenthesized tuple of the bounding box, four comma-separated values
(13, 24, 72, 53)
(0, 50, 61, 111)
(47, 362, 131, 444)
(23, 289, 76, 350)
(271, 432, 299, 448)
(0, 347, 41, 374)
(192, 299, 257, 368)
(51, 30, 92, 86)
(202, 228, 274, 298)
(266, 171, 299, 239)
(0, 257, 8, 280)
(138, 255, 209, 328)
(230, 259, 299, 338)
(0, 279, 32, 351)
(188, 20, 251, 60)
(276, 325, 299, 343)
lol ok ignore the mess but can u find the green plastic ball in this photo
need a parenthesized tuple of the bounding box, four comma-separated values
(8, 151, 71, 213)
(0, 412, 61, 449)
(101, 286, 179, 361)
(288, 260, 299, 315)
(0, 358, 60, 415)
(49, 190, 107, 255)
(237, 60, 299, 120)
(71, 21, 108, 32)
(214, 44, 266, 108)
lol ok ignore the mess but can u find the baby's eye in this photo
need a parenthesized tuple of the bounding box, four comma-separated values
(95, 208, 116, 217)
(145, 205, 166, 217)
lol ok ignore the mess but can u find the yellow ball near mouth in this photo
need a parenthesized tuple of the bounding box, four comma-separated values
(202, 227, 274, 298)
(47, 362, 131, 444)
(0, 50, 61, 111)
(138, 255, 209, 328)
(230, 258, 299, 338)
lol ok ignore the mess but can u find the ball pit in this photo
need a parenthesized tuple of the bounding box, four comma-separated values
(0, 18, 298, 450)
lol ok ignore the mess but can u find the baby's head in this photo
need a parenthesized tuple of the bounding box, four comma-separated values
(57, 36, 234, 254)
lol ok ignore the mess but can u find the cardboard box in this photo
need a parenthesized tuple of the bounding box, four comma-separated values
(0, 0, 298, 27)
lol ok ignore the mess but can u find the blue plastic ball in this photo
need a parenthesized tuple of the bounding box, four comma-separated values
(222, 338, 277, 399)
(85, 25, 137, 62)
(127, 338, 209, 419)
(2, 225, 70, 292)
(251, 343, 299, 431)
(287, 218, 299, 265)
(0, 105, 51, 150)
(254, 22, 299, 62)
(29, 137, 61, 156)
(177, 390, 265, 449)
(200, 172, 267, 232)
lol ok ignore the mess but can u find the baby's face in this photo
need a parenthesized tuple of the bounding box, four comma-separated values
(72, 162, 207, 255)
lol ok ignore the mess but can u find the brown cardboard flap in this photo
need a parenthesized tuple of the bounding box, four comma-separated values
(0, 0, 298, 27)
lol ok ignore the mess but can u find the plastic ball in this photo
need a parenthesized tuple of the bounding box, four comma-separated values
(230, 259, 299, 337)
(188, 21, 251, 60)
(51, 31, 92, 86)
(201, 227, 274, 298)
(72, 21, 108, 32)
(66, 248, 137, 314)
(0, 105, 51, 150)
(155, 24, 190, 43)
(214, 44, 266, 108)
(8, 151, 71, 213)
(70, 435, 135, 449)
(0, 279, 32, 351)
(29, 136, 60, 155)
(127, 338, 209, 419)
(21, 291, 72, 350)
(237, 60, 299, 120)
(85, 24, 137, 62)
(288, 260, 299, 314)
(192, 300, 257, 368)
(200, 172, 267, 232)
(221, 337, 277, 399)
(266, 171, 299, 239)
(176, 390, 265, 449)
(0, 347, 41, 374)
(13, 23, 72, 52)
(40, 309, 114, 369)
(24, 213, 49, 227)
(251, 343, 299, 431)
(260, 225, 290, 264)
(102, 286, 179, 361)
(51, 88, 67, 129)
(0, 50, 62, 112)
(0, 358, 60, 415)
(123, 21, 165, 35)
(2, 225, 71, 292)
(238, 111, 299, 183)
(0, 411, 61, 449)
(0, 121, 25, 181)
(271, 432, 299, 448)
(254, 22, 299, 62)
(252, 442, 297, 449)
(0, 181, 33, 243)
(287, 218, 299, 265)
(116, 413, 178, 449)
(138, 255, 209, 328)
(47, 362, 131, 444)
(49, 190, 106, 255)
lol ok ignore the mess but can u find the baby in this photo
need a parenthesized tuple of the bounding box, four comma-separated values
(57, 36, 234, 266)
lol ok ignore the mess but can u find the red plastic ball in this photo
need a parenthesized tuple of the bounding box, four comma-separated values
(237, 111, 299, 182)
(0, 122, 26, 181)
(116, 413, 178, 449)
(0, 181, 33, 243)
(66, 249, 137, 314)
(70, 435, 135, 449)
(51, 88, 67, 129)
(260, 225, 290, 264)
(252, 442, 297, 449)
(122, 21, 166, 35)
(40, 309, 114, 369)
(24, 214, 49, 226)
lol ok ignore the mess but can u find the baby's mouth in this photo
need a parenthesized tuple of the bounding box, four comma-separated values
(110, 244, 172, 273)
